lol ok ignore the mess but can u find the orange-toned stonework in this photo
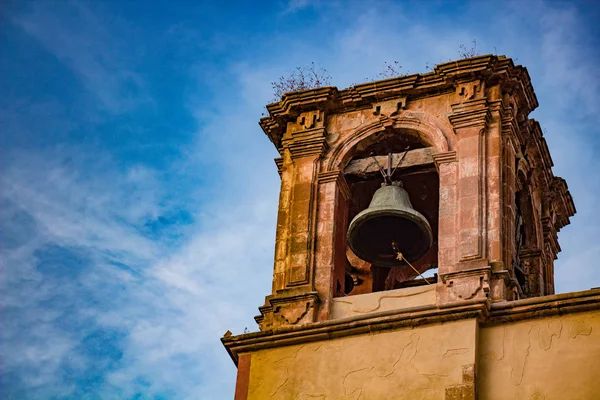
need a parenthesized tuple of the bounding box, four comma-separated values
(222, 55, 599, 399)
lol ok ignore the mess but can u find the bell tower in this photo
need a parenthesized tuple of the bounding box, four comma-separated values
(223, 56, 600, 400)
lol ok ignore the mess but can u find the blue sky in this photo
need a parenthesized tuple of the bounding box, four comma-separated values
(1, 0, 599, 399)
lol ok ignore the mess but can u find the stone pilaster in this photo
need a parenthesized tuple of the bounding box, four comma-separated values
(313, 170, 350, 321)
(438, 92, 493, 304)
(256, 110, 328, 330)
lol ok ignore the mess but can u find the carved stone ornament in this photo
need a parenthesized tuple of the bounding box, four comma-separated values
(257, 292, 320, 330)
(276, 301, 311, 324)
(372, 97, 407, 117)
(456, 80, 483, 102)
(442, 268, 491, 301)
(297, 110, 322, 130)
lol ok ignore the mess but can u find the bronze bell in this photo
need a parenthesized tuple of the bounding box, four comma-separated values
(347, 181, 432, 267)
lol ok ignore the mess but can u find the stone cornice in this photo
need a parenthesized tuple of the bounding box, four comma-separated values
(274, 157, 284, 175)
(550, 177, 576, 230)
(223, 288, 600, 365)
(528, 119, 554, 172)
(223, 300, 489, 365)
(522, 119, 576, 231)
(260, 55, 538, 149)
(487, 288, 600, 325)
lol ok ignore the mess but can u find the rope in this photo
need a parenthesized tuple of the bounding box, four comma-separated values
(392, 241, 432, 285)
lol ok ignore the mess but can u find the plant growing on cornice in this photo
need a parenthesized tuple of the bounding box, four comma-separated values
(356, 61, 404, 85)
(458, 39, 479, 59)
(377, 61, 403, 79)
(271, 62, 332, 102)
(424, 40, 481, 71)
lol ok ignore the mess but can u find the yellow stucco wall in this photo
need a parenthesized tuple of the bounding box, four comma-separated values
(479, 311, 600, 400)
(246, 319, 477, 400)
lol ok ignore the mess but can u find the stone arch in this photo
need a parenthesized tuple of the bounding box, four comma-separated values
(325, 114, 450, 172)
(327, 114, 447, 294)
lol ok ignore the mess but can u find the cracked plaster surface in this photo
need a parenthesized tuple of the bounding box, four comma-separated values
(479, 311, 600, 400)
(331, 286, 435, 319)
(246, 320, 475, 400)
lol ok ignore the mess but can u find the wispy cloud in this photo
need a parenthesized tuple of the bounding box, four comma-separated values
(12, 1, 151, 114)
(281, 0, 316, 15)
(0, 148, 166, 397)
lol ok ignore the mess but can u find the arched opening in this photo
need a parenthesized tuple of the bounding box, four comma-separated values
(337, 127, 440, 296)
(514, 166, 541, 298)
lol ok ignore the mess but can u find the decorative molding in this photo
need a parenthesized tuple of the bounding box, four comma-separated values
(550, 177, 576, 230)
(449, 99, 491, 131)
(372, 97, 407, 117)
(441, 267, 492, 301)
(256, 292, 320, 331)
(260, 55, 538, 149)
(274, 157, 284, 175)
(487, 288, 600, 325)
(542, 216, 561, 258)
(282, 127, 328, 159)
(297, 110, 322, 130)
(277, 301, 311, 324)
(519, 248, 542, 259)
(432, 151, 457, 169)
(317, 170, 343, 184)
(456, 80, 484, 102)
(224, 288, 600, 365)
(226, 288, 600, 365)
(317, 170, 351, 201)
(227, 301, 488, 365)
(326, 115, 449, 171)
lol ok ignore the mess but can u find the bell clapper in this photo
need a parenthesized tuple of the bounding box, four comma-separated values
(392, 241, 432, 285)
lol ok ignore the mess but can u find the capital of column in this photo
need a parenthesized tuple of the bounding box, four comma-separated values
(317, 170, 351, 200)
(449, 98, 491, 132)
(432, 151, 457, 171)
(282, 127, 329, 159)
